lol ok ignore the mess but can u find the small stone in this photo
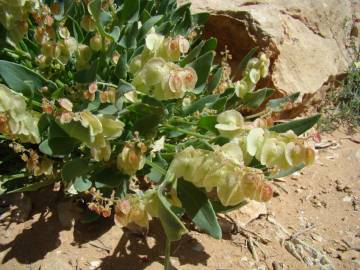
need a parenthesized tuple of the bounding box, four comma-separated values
(311, 233, 323, 242)
(89, 260, 101, 270)
(320, 264, 335, 270)
(192, 243, 204, 252)
(342, 196, 353, 203)
(41, 256, 73, 270)
(240, 256, 248, 262)
(226, 201, 267, 228)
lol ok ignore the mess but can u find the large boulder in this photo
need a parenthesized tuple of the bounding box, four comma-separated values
(179, 0, 360, 95)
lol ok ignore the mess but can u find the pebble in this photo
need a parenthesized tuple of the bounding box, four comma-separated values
(342, 196, 353, 203)
(191, 243, 204, 252)
(89, 260, 101, 270)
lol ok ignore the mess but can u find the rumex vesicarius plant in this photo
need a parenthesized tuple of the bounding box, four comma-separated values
(0, 0, 320, 268)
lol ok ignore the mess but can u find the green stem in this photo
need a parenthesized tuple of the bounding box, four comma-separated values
(164, 238, 172, 270)
(3, 48, 31, 60)
(244, 110, 270, 120)
(145, 158, 167, 175)
(97, 81, 118, 88)
(163, 124, 212, 140)
(23, 96, 42, 110)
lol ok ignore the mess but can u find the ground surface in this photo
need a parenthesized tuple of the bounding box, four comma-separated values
(0, 129, 359, 270)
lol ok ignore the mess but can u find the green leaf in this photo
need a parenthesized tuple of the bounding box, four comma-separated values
(68, 15, 84, 42)
(156, 189, 188, 241)
(39, 120, 76, 156)
(73, 176, 92, 192)
(129, 99, 165, 136)
(211, 200, 248, 213)
(74, 60, 98, 83)
(93, 167, 128, 188)
(146, 168, 163, 183)
(115, 49, 128, 80)
(138, 15, 163, 40)
(140, 9, 151, 22)
(187, 51, 214, 94)
(156, 21, 173, 35)
(192, 13, 209, 26)
(109, 26, 121, 42)
(210, 96, 227, 111)
(183, 94, 219, 115)
(232, 47, 259, 79)
(39, 138, 75, 156)
(171, 3, 191, 22)
(7, 178, 56, 194)
(119, 22, 138, 49)
(243, 88, 274, 108)
(183, 139, 213, 151)
(119, 0, 140, 24)
(200, 38, 217, 55)
(158, 0, 176, 14)
(173, 8, 192, 36)
(212, 136, 230, 146)
(180, 40, 204, 66)
(198, 115, 218, 133)
(268, 163, 306, 179)
(38, 114, 51, 135)
(62, 158, 91, 182)
(207, 67, 222, 92)
(81, 211, 101, 224)
(177, 179, 221, 239)
(88, 0, 119, 42)
(58, 121, 92, 145)
(117, 79, 134, 96)
(0, 60, 57, 97)
(269, 114, 321, 135)
(99, 11, 112, 26)
(267, 92, 300, 111)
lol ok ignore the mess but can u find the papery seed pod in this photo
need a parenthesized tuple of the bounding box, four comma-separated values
(114, 196, 149, 229)
(170, 146, 272, 206)
(111, 51, 120, 64)
(36, 54, 47, 68)
(233, 53, 270, 98)
(83, 90, 95, 101)
(58, 26, 70, 39)
(244, 128, 315, 171)
(80, 15, 96, 32)
(91, 140, 111, 162)
(50, 3, 61, 14)
(215, 110, 245, 138)
(76, 44, 92, 70)
(117, 142, 146, 176)
(102, 206, 112, 218)
(34, 27, 48, 44)
(90, 34, 102, 51)
(58, 98, 73, 111)
(0, 84, 40, 143)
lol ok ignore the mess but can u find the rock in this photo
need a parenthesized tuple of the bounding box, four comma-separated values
(178, 0, 360, 95)
(342, 195, 353, 203)
(57, 201, 83, 229)
(339, 250, 359, 262)
(40, 255, 73, 270)
(227, 200, 267, 227)
(191, 243, 205, 252)
(311, 233, 324, 242)
(0, 193, 32, 223)
(89, 260, 101, 270)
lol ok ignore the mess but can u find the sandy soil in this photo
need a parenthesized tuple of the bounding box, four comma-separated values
(0, 129, 359, 270)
